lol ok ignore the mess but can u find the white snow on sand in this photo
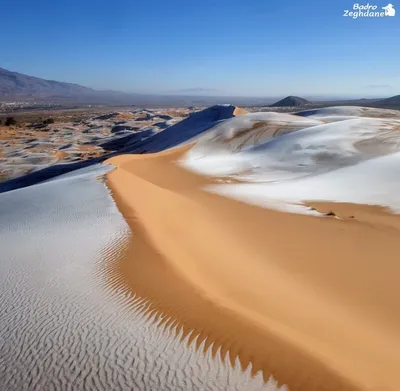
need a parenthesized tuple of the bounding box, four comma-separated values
(294, 105, 400, 119)
(0, 163, 283, 391)
(2, 104, 400, 389)
(181, 107, 400, 214)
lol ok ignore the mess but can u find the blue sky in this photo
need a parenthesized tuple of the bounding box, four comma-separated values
(2, 0, 399, 98)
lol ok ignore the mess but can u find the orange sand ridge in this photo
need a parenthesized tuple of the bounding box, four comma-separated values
(105, 146, 400, 391)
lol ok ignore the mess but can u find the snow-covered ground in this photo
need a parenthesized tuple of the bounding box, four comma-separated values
(181, 107, 400, 214)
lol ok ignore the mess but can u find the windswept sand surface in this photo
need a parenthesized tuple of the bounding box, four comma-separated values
(1, 104, 400, 390)
(0, 162, 280, 391)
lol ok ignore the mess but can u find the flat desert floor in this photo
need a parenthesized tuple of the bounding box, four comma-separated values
(1, 104, 400, 391)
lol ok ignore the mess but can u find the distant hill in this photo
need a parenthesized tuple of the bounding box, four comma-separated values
(368, 95, 400, 109)
(380, 95, 400, 104)
(270, 96, 310, 107)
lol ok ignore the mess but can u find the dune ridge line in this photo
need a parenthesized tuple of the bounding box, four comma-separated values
(106, 144, 400, 391)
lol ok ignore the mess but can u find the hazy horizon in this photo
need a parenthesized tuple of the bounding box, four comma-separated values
(0, 66, 393, 101)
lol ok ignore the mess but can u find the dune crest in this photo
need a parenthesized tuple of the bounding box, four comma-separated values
(104, 106, 400, 391)
(2, 104, 400, 390)
(233, 106, 249, 116)
(0, 162, 285, 391)
(106, 142, 400, 391)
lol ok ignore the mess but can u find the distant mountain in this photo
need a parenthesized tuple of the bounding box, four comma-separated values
(270, 96, 310, 107)
(0, 67, 143, 104)
(4, 67, 396, 110)
(0, 67, 278, 107)
(0, 67, 91, 98)
(368, 94, 400, 109)
(380, 95, 400, 104)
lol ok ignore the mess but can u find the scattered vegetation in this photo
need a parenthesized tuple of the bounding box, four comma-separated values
(5, 117, 16, 126)
(43, 118, 55, 125)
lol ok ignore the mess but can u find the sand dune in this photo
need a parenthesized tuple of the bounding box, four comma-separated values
(106, 144, 400, 391)
(2, 104, 400, 390)
(0, 162, 281, 391)
(294, 105, 400, 119)
(106, 106, 400, 391)
(182, 112, 400, 214)
(0, 105, 237, 193)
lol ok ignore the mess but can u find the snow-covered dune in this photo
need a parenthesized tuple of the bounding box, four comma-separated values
(2, 104, 400, 391)
(294, 105, 400, 119)
(0, 105, 243, 194)
(181, 108, 400, 214)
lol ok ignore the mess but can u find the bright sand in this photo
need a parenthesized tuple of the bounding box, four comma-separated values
(0, 162, 280, 391)
(106, 146, 400, 391)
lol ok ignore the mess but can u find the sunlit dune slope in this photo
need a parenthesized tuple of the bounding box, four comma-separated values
(106, 105, 400, 391)
(2, 104, 400, 391)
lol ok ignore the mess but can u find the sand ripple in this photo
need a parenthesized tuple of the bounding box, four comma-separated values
(0, 163, 280, 391)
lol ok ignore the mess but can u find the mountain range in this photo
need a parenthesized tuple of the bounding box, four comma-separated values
(0, 67, 274, 106)
(0, 67, 145, 104)
(0, 67, 399, 108)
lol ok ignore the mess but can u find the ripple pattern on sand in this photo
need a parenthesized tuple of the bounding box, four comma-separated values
(0, 164, 283, 391)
